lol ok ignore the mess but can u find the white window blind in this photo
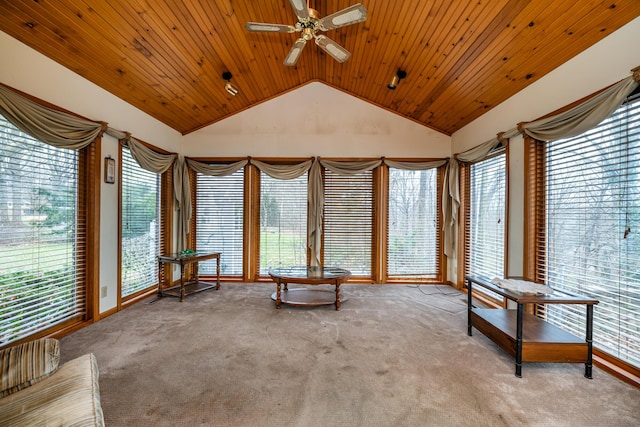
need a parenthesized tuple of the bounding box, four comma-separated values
(259, 172, 308, 275)
(542, 92, 640, 368)
(196, 169, 244, 276)
(387, 168, 439, 278)
(323, 169, 373, 276)
(121, 146, 160, 298)
(466, 152, 506, 280)
(0, 117, 86, 345)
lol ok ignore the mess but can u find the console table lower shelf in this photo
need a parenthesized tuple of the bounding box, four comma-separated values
(471, 308, 589, 364)
(161, 280, 219, 299)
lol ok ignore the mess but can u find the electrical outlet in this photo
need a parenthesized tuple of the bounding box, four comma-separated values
(101, 286, 107, 298)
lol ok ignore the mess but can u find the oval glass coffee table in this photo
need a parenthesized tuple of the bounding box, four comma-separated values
(269, 266, 351, 311)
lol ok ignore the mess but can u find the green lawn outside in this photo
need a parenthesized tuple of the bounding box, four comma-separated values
(0, 243, 74, 274)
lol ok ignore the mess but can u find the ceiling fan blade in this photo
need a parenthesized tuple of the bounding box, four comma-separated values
(245, 22, 297, 33)
(284, 38, 307, 66)
(288, 0, 309, 21)
(318, 3, 367, 31)
(314, 35, 351, 63)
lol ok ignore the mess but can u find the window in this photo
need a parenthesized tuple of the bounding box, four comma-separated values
(387, 168, 439, 279)
(323, 169, 373, 276)
(0, 117, 88, 344)
(120, 146, 161, 298)
(259, 172, 308, 275)
(465, 152, 506, 279)
(536, 92, 640, 368)
(195, 169, 245, 276)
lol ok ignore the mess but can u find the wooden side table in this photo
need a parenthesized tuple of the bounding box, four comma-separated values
(157, 252, 221, 302)
(466, 275, 599, 378)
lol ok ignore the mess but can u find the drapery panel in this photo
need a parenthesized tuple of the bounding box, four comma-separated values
(174, 156, 191, 252)
(0, 84, 105, 150)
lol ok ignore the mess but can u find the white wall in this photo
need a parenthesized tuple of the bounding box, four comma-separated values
(1, 31, 182, 314)
(451, 16, 640, 282)
(183, 82, 451, 158)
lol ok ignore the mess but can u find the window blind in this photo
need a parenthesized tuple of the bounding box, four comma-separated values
(323, 169, 373, 276)
(259, 172, 308, 275)
(387, 168, 439, 278)
(0, 117, 86, 345)
(121, 146, 160, 298)
(541, 92, 640, 368)
(196, 169, 244, 276)
(466, 152, 506, 280)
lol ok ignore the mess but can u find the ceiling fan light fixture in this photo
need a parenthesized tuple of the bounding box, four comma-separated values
(246, 1, 366, 65)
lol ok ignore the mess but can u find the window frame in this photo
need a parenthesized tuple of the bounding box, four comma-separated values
(117, 141, 172, 309)
(524, 89, 640, 384)
(190, 160, 248, 280)
(0, 116, 100, 349)
(251, 161, 311, 280)
(460, 146, 508, 304)
(383, 164, 444, 283)
(321, 166, 377, 281)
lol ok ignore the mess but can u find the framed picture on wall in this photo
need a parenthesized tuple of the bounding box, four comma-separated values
(104, 156, 116, 184)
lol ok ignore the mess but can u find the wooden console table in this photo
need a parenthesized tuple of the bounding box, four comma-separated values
(466, 275, 599, 378)
(157, 252, 221, 302)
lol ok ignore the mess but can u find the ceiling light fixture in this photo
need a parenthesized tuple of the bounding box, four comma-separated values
(387, 69, 407, 90)
(222, 71, 238, 96)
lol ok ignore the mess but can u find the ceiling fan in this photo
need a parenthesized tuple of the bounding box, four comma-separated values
(245, 0, 368, 66)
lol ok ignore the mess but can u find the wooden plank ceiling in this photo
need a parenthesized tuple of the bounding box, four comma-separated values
(1, 1, 639, 136)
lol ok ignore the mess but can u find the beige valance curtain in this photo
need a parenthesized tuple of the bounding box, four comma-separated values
(384, 159, 447, 170)
(106, 128, 177, 173)
(521, 74, 639, 141)
(0, 84, 105, 150)
(106, 128, 187, 249)
(251, 159, 312, 180)
(186, 158, 249, 176)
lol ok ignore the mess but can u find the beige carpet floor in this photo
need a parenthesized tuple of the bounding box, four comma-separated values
(60, 283, 640, 426)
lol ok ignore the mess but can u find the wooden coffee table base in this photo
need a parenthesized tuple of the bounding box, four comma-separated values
(271, 288, 348, 309)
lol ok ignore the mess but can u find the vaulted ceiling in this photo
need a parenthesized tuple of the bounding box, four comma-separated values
(1, 1, 639, 136)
